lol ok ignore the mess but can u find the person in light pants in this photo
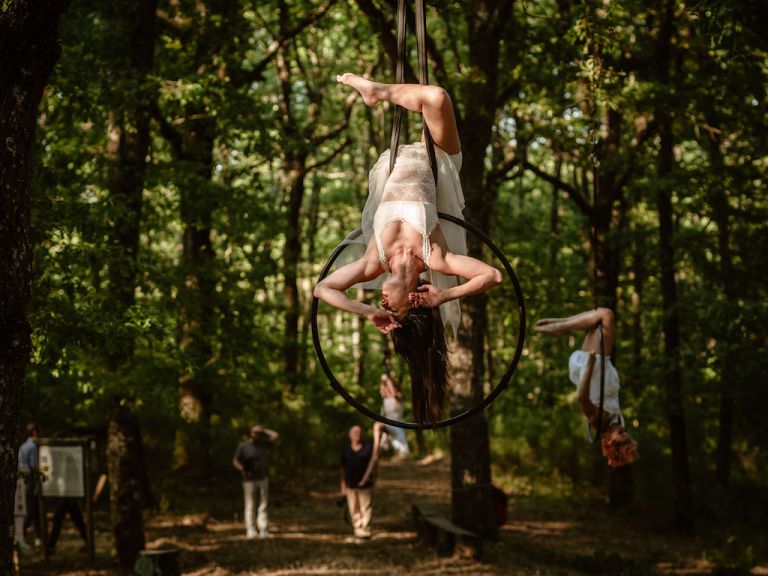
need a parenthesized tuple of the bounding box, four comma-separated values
(242, 477, 268, 538)
(340, 425, 374, 538)
(233, 425, 278, 538)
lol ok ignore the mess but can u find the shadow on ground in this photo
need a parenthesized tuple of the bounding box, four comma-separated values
(17, 457, 768, 576)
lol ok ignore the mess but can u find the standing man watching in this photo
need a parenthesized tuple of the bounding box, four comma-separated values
(233, 425, 278, 538)
(18, 422, 41, 547)
(340, 425, 374, 539)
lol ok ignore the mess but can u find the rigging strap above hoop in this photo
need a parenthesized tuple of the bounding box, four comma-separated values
(585, 1, 607, 445)
(585, 320, 607, 445)
(596, 319, 606, 438)
(389, 0, 438, 184)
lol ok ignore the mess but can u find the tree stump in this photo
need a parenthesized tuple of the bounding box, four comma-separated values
(134, 549, 180, 576)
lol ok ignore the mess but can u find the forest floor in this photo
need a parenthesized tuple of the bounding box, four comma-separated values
(18, 455, 768, 576)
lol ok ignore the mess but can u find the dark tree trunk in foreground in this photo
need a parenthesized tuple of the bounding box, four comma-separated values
(0, 2, 68, 570)
(277, 0, 304, 394)
(450, 297, 497, 539)
(448, 0, 515, 541)
(107, 400, 147, 565)
(655, 0, 693, 533)
(104, 0, 157, 564)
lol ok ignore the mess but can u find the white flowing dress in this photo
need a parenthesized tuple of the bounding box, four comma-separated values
(568, 350, 622, 423)
(341, 142, 466, 337)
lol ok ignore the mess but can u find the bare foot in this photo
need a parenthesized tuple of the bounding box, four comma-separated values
(336, 73, 381, 107)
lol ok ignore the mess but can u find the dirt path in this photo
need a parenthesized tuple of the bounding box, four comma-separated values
(148, 457, 492, 576)
(19, 456, 768, 576)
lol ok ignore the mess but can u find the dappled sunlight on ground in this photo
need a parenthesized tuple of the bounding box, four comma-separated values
(503, 519, 578, 536)
(17, 456, 768, 575)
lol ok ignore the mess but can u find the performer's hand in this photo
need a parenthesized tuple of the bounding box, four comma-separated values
(368, 310, 400, 334)
(409, 284, 443, 308)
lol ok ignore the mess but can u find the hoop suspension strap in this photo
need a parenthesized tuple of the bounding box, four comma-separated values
(586, 2, 607, 444)
(388, 0, 406, 173)
(388, 0, 439, 184)
(596, 319, 606, 440)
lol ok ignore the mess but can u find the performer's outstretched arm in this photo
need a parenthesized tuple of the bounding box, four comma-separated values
(314, 241, 399, 334)
(409, 249, 502, 308)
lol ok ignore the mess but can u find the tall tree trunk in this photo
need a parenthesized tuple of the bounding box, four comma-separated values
(281, 156, 308, 395)
(154, 2, 233, 473)
(593, 108, 624, 310)
(707, 128, 737, 489)
(450, 298, 496, 538)
(540, 160, 562, 409)
(174, 112, 217, 471)
(0, 2, 68, 570)
(107, 399, 147, 565)
(276, 1, 308, 395)
(448, 0, 514, 541)
(655, 0, 693, 533)
(352, 0, 512, 537)
(583, 5, 632, 508)
(104, 0, 157, 564)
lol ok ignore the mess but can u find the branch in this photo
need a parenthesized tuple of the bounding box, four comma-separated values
(311, 117, 350, 147)
(311, 93, 354, 146)
(490, 155, 522, 185)
(354, 0, 416, 81)
(304, 136, 351, 173)
(522, 159, 591, 214)
(357, 0, 450, 86)
(496, 80, 521, 110)
(151, 102, 183, 157)
(231, 0, 338, 86)
(615, 118, 657, 190)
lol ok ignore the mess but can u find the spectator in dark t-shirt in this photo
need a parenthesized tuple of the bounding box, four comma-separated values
(233, 425, 278, 538)
(340, 426, 373, 538)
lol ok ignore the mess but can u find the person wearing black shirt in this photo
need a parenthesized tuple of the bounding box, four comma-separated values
(233, 425, 278, 538)
(340, 425, 373, 538)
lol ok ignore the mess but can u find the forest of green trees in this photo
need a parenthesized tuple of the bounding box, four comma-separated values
(2, 0, 766, 573)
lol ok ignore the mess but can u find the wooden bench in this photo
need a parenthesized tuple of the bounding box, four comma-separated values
(412, 499, 483, 559)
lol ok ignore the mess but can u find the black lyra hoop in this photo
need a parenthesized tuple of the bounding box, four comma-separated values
(311, 212, 526, 430)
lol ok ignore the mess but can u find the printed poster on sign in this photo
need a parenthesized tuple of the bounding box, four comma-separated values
(40, 445, 85, 498)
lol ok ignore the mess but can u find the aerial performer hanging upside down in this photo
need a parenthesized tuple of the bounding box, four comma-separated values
(314, 74, 502, 427)
(535, 308, 638, 467)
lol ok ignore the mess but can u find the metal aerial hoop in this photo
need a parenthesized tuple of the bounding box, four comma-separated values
(311, 213, 526, 430)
